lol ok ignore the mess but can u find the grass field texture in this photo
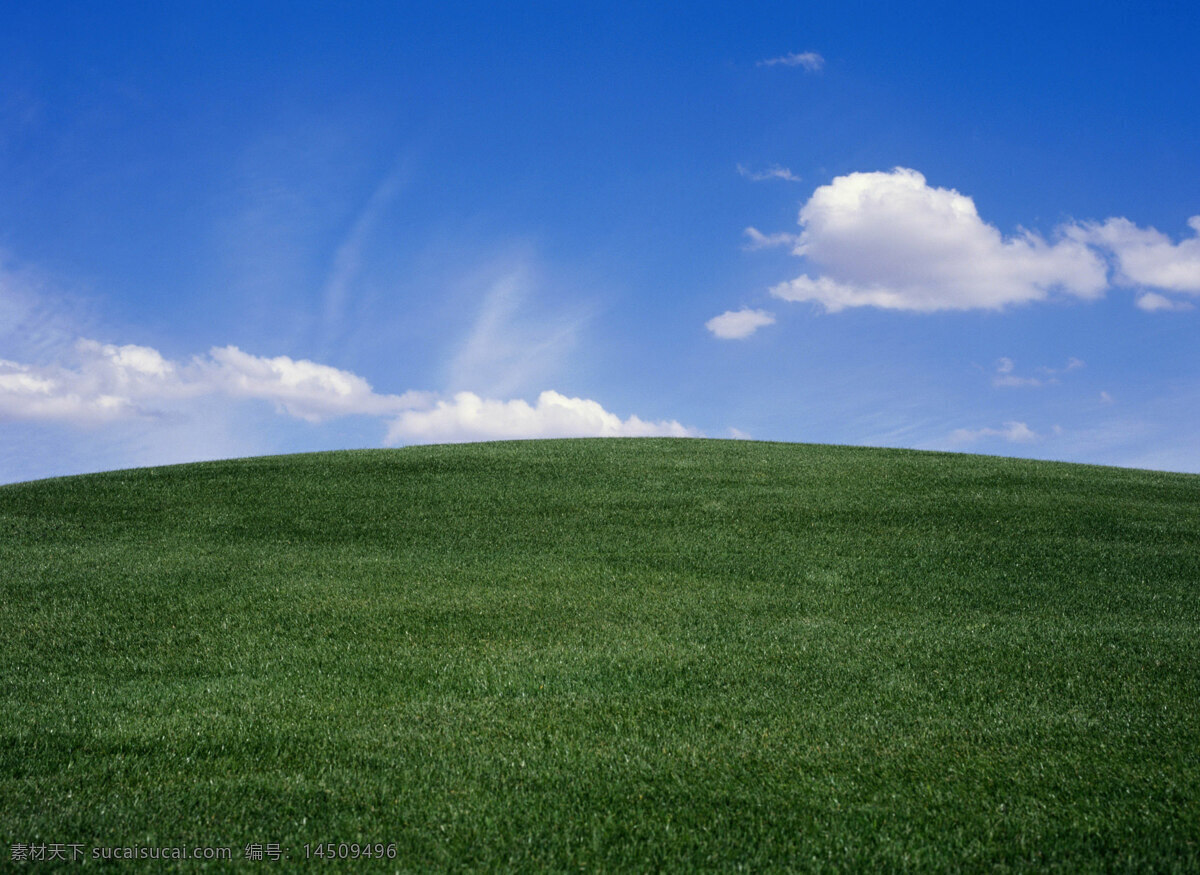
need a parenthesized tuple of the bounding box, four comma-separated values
(2, 438, 1198, 870)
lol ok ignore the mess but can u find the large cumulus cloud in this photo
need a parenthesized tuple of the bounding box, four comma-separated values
(0, 339, 697, 445)
(770, 168, 1108, 312)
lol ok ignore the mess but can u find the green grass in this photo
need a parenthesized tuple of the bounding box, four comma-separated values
(2, 438, 1199, 871)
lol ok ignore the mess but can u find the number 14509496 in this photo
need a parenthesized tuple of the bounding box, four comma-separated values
(304, 843, 397, 860)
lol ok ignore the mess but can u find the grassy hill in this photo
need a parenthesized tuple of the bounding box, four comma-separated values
(2, 438, 1198, 870)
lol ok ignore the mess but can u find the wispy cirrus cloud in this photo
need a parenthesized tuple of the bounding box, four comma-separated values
(445, 258, 585, 399)
(990, 356, 1083, 388)
(737, 163, 801, 183)
(742, 227, 801, 251)
(0, 254, 98, 360)
(758, 51, 824, 72)
(318, 162, 408, 354)
(947, 421, 1043, 445)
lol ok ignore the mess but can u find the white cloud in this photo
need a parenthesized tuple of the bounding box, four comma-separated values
(319, 163, 407, 351)
(705, 308, 776, 340)
(1035, 356, 1085, 376)
(728, 427, 752, 440)
(385, 390, 700, 444)
(0, 339, 426, 426)
(748, 171, 1200, 316)
(0, 340, 188, 425)
(0, 337, 700, 454)
(742, 227, 801, 251)
(948, 421, 1041, 445)
(773, 275, 910, 310)
(737, 163, 801, 183)
(0, 254, 98, 360)
(1071, 216, 1200, 294)
(993, 374, 1043, 388)
(1100, 391, 1114, 404)
(202, 346, 428, 422)
(446, 261, 583, 398)
(990, 356, 1082, 388)
(1135, 291, 1194, 312)
(769, 168, 1108, 312)
(0, 360, 130, 424)
(759, 51, 824, 72)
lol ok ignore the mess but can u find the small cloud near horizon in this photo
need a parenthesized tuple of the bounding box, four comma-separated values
(1135, 291, 1194, 312)
(758, 51, 824, 72)
(386, 390, 700, 444)
(948, 421, 1042, 445)
(706, 308, 776, 340)
(0, 337, 699, 446)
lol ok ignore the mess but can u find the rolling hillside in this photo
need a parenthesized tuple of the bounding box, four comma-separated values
(2, 439, 1198, 870)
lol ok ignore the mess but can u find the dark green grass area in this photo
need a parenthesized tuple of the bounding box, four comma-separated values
(2, 438, 1199, 871)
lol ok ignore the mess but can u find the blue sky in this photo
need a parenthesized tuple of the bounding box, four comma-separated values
(2, 1, 1198, 482)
